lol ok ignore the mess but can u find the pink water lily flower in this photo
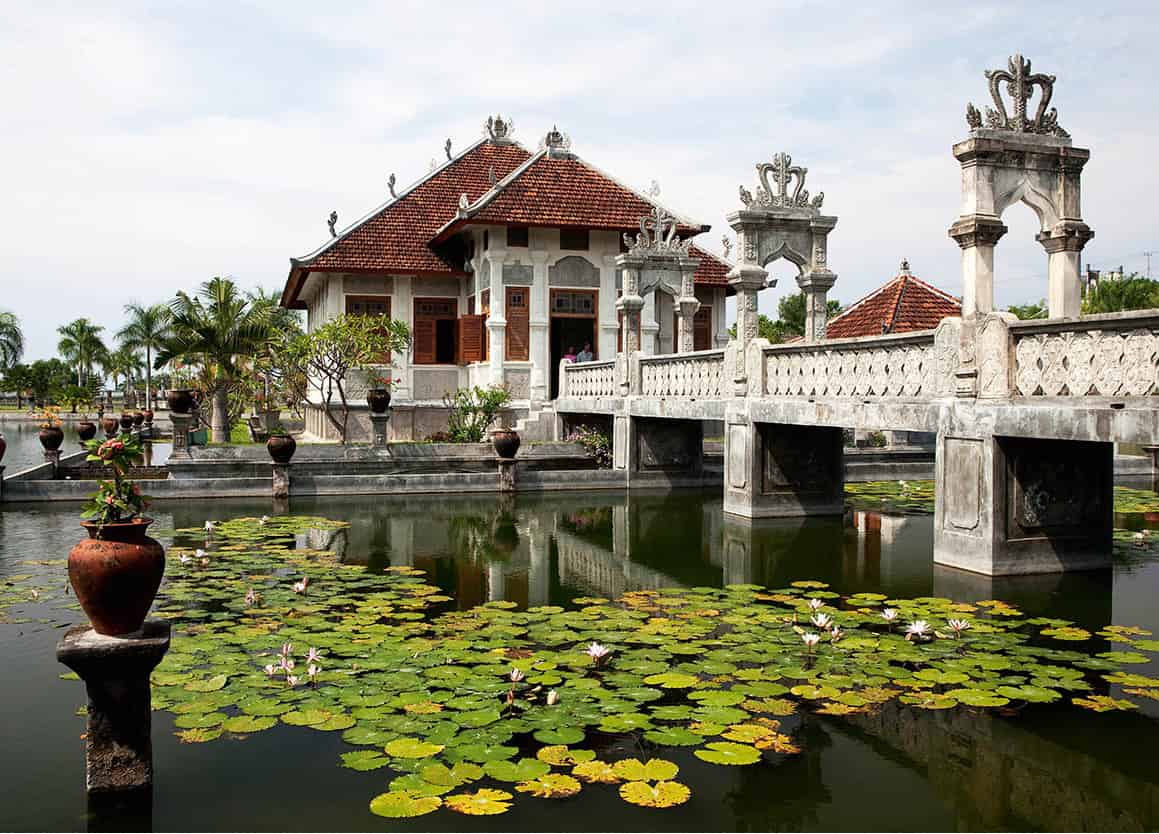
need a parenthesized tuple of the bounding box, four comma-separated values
(947, 618, 971, 636)
(307, 664, 320, 681)
(279, 655, 295, 672)
(280, 642, 293, 657)
(801, 632, 821, 651)
(286, 675, 299, 687)
(808, 598, 824, 612)
(306, 647, 323, 664)
(585, 642, 610, 662)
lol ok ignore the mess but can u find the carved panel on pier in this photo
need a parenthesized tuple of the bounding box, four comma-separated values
(760, 424, 842, 496)
(1004, 437, 1110, 537)
(943, 437, 982, 533)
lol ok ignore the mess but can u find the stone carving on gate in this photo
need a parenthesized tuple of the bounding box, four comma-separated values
(738, 153, 825, 211)
(965, 54, 1068, 137)
(622, 205, 693, 256)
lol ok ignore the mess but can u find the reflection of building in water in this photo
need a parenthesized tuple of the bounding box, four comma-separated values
(554, 527, 685, 598)
(829, 699, 1158, 831)
(849, 511, 924, 586)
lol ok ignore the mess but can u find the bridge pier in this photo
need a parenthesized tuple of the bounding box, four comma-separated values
(934, 433, 1112, 575)
(613, 414, 703, 486)
(724, 418, 844, 519)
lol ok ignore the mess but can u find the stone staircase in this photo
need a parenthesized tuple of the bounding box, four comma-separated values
(514, 404, 557, 441)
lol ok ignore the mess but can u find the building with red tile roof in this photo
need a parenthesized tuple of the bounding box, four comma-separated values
(281, 118, 733, 441)
(825, 261, 961, 339)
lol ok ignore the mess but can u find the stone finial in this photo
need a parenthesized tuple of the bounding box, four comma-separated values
(622, 205, 692, 257)
(485, 114, 514, 142)
(543, 125, 571, 154)
(899, 258, 911, 276)
(458, 193, 470, 211)
(721, 235, 732, 260)
(388, 173, 397, 198)
(488, 165, 497, 187)
(647, 180, 661, 199)
(327, 211, 338, 238)
(967, 54, 1068, 137)
(445, 138, 453, 160)
(739, 152, 824, 211)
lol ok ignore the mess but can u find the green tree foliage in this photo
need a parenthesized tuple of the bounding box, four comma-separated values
(0, 310, 24, 370)
(156, 277, 275, 443)
(1006, 300, 1048, 320)
(5, 359, 73, 406)
(57, 318, 108, 386)
(444, 386, 512, 442)
(1082, 275, 1159, 315)
(117, 302, 171, 411)
(727, 293, 843, 343)
(278, 314, 410, 444)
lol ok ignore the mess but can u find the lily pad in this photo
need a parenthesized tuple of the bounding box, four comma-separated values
(444, 788, 514, 816)
(619, 781, 692, 808)
(694, 741, 762, 766)
(369, 790, 442, 818)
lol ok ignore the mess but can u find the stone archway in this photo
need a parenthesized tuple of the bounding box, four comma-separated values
(948, 54, 1093, 319)
(726, 152, 839, 345)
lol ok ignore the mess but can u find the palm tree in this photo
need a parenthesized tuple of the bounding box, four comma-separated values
(103, 346, 144, 407)
(57, 318, 108, 386)
(156, 277, 274, 443)
(117, 303, 171, 410)
(0, 311, 24, 369)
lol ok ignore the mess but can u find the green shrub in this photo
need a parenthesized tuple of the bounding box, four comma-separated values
(443, 386, 511, 443)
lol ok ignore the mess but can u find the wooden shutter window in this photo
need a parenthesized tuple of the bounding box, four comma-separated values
(346, 295, 392, 362)
(458, 315, 485, 364)
(413, 298, 457, 365)
(694, 306, 712, 351)
(506, 287, 529, 361)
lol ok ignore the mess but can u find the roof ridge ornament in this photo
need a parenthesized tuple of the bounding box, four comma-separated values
(445, 138, 453, 161)
(542, 125, 571, 156)
(899, 258, 911, 276)
(485, 114, 515, 143)
(739, 152, 824, 212)
(327, 211, 337, 238)
(388, 173, 397, 198)
(966, 54, 1068, 137)
(623, 205, 692, 257)
(458, 193, 470, 212)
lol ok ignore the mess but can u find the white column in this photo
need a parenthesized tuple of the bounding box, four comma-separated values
(393, 276, 413, 401)
(598, 255, 619, 360)
(529, 251, 550, 402)
(487, 248, 507, 386)
(960, 244, 995, 317)
(1046, 249, 1081, 318)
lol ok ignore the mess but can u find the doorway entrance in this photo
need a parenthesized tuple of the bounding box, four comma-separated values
(550, 289, 597, 398)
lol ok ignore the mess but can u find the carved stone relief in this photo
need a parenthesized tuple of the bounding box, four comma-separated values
(549, 256, 600, 287)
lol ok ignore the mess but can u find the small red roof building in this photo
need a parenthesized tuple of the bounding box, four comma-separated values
(825, 261, 961, 339)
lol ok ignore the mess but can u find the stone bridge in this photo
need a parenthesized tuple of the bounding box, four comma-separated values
(553, 54, 1159, 578)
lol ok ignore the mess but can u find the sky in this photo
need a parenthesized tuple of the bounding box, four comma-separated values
(3, 0, 1157, 360)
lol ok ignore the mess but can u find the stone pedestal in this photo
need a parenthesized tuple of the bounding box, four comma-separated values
(724, 419, 844, 519)
(272, 463, 291, 499)
(497, 458, 516, 492)
(369, 413, 391, 447)
(934, 433, 1112, 575)
(44, 448, 61, 478)
(169, 413, 192, 458)
(56, 621, 171, 794)
(614, 416, 703, 487)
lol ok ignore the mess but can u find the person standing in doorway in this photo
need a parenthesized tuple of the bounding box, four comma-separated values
(563, 346, 578, 363)
(576, 342, 594, 363)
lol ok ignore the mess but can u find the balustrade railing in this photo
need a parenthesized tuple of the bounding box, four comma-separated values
(561, 359, 617, 398)
(1010, 310, 1159, 397)
(639, 349, 726, 399)
(762, 331, 949, 398)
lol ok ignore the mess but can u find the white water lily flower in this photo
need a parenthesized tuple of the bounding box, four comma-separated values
(204, 521, 215, 532)
(509, 668, 525, 683)
(259, 515, 269, 526)
(292, 577, 309, 594)
(829, 625, 844, 642)
(880, 608, 899, 622)
(263, 664, 278, 677)
(808, 598, 824, 611)
(546, 690, 560, 706)
(586, 642, 610, 661)
(244, 588, 257, 606)
(811, 612, 833, 629)
(179, 554, 192, 565)
(905, 620, 931, 640)
(307, 664, 320, 681)
(801, 632, 821, 650)
(947, 618, 971, 636)
(286, 675, 299, 687)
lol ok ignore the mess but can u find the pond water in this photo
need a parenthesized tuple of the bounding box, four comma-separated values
(2, 487, 1158, 831)
(0, 419, 171, 472)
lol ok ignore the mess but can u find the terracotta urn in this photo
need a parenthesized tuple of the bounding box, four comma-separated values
(143, 409, 154, 425)
(267, 433, 297, 464)
(68, 518, 165, 636)
(101, 417, 119, 439)
(367, 388, 392, 414)
(132, 412, 145, 427)
(39, 426, 64, 451)
(492, 428, 521, 460)
(166, 389, 194, 414)
(77, 420, 97, 444)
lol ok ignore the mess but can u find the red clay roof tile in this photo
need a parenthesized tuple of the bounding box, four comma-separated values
(825, 268, 960, 339)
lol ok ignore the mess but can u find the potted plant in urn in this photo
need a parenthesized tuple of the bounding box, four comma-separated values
(76, 419, 97, 444)
(266, 425, 297, 464)
(38, 407, 64, 451)
(366, 372, 401, 414)
(492, 424, 521, 459)
(69, 434, 164, 636)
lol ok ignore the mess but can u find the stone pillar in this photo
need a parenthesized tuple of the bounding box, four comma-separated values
(529, 251, 550, 402)
(393, 276, 414, 403)
(487, 249, 507, 387)
(272, 463, 290, 500)
(1039, 221, 1094, 318)
(369, 413, 390, 447)
(497, 458, 516, 492)
(169, 413, 192, 458)
(675, 261, 701, 353)
(934, 432, 1112, 575)
(615, 256, 645, 395)
(726, 263, 769, 396)
(724, 418, 844, 519)
(56, 621, 171, 794)
(949, 216, 1007, 317)
(44, 448, 61, 478)
(798, 270, 836, 343)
